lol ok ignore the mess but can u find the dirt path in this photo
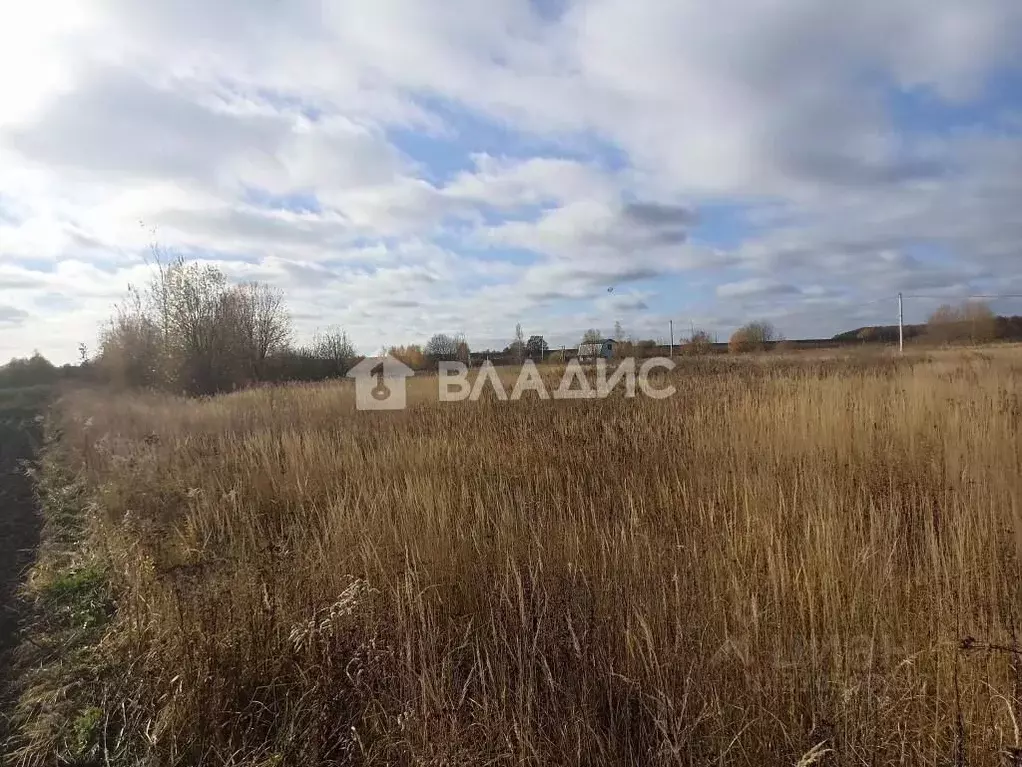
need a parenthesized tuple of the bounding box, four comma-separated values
(0, 398, 45, 743)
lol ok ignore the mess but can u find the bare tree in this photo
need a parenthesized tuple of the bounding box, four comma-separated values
(425, 333, 462, 365)
(235, 282, 292, 377)
(962, 300, 997, 343)
(456, 336, 471, 365)
(313, 326, 357, 375)
(99, 255, 293, 394)
(163, 262, 242, 392)
(508, 323, 526, 363)
(928, 300, 997, 344)
(685, 329, 713, 355)
(927, 304, 959, 344)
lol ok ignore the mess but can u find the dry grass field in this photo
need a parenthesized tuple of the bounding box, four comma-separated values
(11, 347, 1022, 766)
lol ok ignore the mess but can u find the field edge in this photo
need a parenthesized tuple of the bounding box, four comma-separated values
(3, 410, 117, 767)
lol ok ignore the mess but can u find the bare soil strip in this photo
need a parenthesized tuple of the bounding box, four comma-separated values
(0, 394, 45, 744)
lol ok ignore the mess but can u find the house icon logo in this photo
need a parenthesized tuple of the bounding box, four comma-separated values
(347, 355, 415, 410)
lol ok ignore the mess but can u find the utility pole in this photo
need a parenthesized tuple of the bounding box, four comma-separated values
(898, 292, 904, 355)
(669, 320, 674, 358)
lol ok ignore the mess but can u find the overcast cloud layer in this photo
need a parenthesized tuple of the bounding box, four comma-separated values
(1, 0, 1021, 361)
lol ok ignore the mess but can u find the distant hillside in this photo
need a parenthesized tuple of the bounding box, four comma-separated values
(833, 315, 1022, 343)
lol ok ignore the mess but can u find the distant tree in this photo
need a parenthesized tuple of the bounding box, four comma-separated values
(525, 335, 548, 360)
(505, 340, 524, 360)
(633, 339, 657, 358)
(389, 344, 427, 370)
(996, 315, 1022, 341)
(506, 323, 526, 363)
(927, 300, 997, 344)
(0, 352, 60, 388)
(97, 255, 292, 394)
(613, 321, 625, 341)
(456, 336, 471, 365)
(163, 261, 246, 392)
(98, 292, 166, 389)
(728, 321, 776, 354)
(425, 333, 466, 365)
(685, 329, 713, 356)
(962, 300, 997, 343)
(233, 282, 292, 377)
(754, 321, 778, 344)
(313, 326, 357, 375)
(581, 328, 602, 345)
(927, 304, 960, 344)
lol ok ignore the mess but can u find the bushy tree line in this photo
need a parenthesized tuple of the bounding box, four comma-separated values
(387, 336, 471, 371)
(838, 306, 1022, 346)
(424, 333, 470, 365)
(0, 352, 62, 389)
(0, 348, 96, 390)
(97, 256, 357, 395)
(53, 258, 1022, 397)
(926, 300, 997, 344)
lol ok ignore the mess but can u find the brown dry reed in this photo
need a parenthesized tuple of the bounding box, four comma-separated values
(22, 348, 1022, 765)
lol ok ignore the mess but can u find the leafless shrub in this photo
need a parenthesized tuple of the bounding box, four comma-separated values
(97, 254, 293, 394)
(928, 300, 998, 344)
(729, 320, 776, 353)
(685, 329, 714, 355)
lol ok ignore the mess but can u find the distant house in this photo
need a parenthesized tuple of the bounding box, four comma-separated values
(577, 338, 616, 361)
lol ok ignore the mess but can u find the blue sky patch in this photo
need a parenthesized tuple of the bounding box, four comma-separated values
(886, 69, 1022, 138)
(241, 186, 323, 214)
(390, 95, 627, 185)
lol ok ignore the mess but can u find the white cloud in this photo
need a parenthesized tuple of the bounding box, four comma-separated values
(1, 0, 1021, 361)
(445, 154, 617, 208)
(717, 278, 801, 300)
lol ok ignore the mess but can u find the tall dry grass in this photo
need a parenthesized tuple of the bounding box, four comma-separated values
(28, 349, 1022, 765)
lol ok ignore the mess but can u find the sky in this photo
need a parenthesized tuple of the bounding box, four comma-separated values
(1, 0, 1021, 363)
